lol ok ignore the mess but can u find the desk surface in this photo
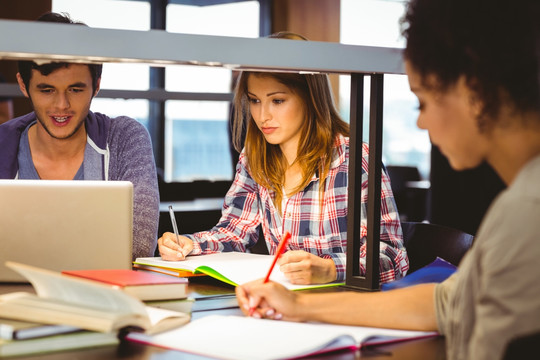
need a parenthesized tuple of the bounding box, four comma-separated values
(0, 277, 446, 359)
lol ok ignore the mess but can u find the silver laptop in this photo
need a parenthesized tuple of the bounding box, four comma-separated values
(0, 180, 133, 282)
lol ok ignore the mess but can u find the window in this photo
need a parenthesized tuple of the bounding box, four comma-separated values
(340, 0, 430, 179)
(52, 0, 260, 184)
(52, 0, 151, 128)
(165, 1, 260, 182)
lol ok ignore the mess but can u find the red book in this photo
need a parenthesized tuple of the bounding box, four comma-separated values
(62, 269, 188, 301)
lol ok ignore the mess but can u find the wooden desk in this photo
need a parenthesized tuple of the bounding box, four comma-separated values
(0, 277, 446, 359)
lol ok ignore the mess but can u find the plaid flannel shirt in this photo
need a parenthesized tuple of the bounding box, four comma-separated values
(187, 135, 408, 283)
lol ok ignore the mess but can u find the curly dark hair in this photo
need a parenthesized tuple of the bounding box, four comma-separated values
(401, 0, 540, 128)
(17, 12, 103, 94)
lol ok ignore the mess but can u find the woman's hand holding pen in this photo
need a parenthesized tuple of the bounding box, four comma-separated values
(236, 279, 303, 322)
(157, 232, 193, 260)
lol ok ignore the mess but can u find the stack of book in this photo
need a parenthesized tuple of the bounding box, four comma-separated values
(0, 318, 118, 357)
(62, 268, 189, 301)
(0, 262, 192, 357)
(62, 267, 195, 313)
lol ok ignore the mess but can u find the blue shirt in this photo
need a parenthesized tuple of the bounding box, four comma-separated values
(17, 121, 83, 180)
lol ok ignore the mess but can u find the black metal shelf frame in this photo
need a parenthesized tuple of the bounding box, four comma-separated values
(0, 19, 402, 291)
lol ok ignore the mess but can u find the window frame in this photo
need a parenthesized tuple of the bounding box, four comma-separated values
(149, 0, 271, 200)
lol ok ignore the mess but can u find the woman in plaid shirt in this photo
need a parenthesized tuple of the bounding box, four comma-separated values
(158, 35, 408, 285)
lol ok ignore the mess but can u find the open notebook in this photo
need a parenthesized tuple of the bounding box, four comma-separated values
(0, 180, 133, 282)
(135, 252, 344, 291)
(127, 314, 438, 360)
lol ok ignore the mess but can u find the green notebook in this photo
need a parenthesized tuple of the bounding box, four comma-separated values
(134, 252, 344, 290)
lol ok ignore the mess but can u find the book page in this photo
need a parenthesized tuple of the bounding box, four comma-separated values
(128, 315, 355, 360)
(143, 306, 190, 335)
(0, 292, 133, 332)
(6, 262, 147, 315)
(135, 253, 343, 290)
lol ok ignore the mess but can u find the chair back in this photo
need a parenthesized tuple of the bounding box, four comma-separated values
(401, 222, 474, 273)
(503, 330, 540, 360)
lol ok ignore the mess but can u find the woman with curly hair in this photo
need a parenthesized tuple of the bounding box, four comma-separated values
(236, 1, 540, 359)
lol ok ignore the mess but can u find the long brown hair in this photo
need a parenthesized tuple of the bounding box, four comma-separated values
(232, 69, 349, 212)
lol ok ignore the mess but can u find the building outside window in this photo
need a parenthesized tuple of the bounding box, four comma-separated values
(165, 2, 259, 182)
(52, 0, 259, 183)
(52, 0, 428, 185)
(340, 0, 430, 179)
(52, 0, 151, 128)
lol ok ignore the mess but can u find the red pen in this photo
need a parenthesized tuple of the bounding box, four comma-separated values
(248, 231, 291, 316)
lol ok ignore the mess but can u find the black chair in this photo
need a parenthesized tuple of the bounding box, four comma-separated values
(386, 165, 429, 222)
(503, 330, 540, 360)
(401, 222, 474, 273)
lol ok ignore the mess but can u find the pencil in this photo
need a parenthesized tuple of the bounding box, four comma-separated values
(249, 231, 291, 316)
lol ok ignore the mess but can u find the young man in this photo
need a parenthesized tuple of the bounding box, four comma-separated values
(236, 0, 540, 359)
(0, 12, 159, 259)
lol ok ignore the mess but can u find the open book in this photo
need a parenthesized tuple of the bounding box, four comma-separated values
(127, 314, 438, 360)
(0, 262, 190, 335)
(134, 252, 344, 290)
